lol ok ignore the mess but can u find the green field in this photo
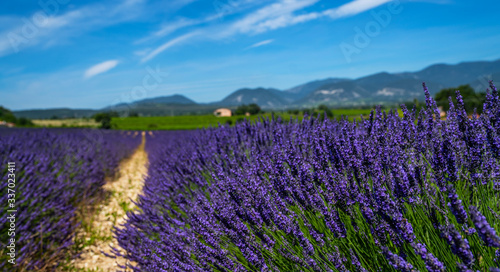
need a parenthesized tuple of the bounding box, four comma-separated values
(111, 109, 376, 130)
(23, 108, 387, 130)
(111, 114, 296, 130)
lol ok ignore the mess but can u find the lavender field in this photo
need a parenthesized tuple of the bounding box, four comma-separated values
(3, 0, 500, 271)
(115, 83, 500, 271)
(0, 129, 141, 270)
(1, 83, 500, 271)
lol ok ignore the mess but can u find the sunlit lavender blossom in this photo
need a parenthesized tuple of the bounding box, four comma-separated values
(447, 184, 468, 224)
(470, 206, 500, 247)
(412, 242, 445, 272)
(382, 247, 415, 272)
(440, 224, 475, 267)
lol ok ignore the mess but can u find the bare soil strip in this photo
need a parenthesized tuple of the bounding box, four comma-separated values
(70, 132, 148, 271)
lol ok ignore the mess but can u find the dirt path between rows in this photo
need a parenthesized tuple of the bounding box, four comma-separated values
(70, 131, 148, 271)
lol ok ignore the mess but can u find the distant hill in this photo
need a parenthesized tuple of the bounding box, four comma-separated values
(288, 59, 500, 107)
(295, 80, 370, 107)
(284, 78, 349, 99)
(294, 74, 446, 107)
(410, 60, 500, 87)
(131, 94, 196, 105)
(219, 88, 289, 108)
(13, 59, 500, 119)
(104, 94, 196, 111)
(96, 94, 205, 116)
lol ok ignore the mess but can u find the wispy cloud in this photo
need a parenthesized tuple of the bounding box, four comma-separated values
(323, 0, 392, 19)
(135, 18, 201, 44)
(0, 0, 147, 57)
(141, 32, 199, 63)
(136, 0, 395, 62)
(246, 39, 274, 49)
(228, 0, 320, 35)
(134, 0, 262, 44)
(0, 10, 81, 56)
(134, 0, 264, 45)
(221, 0, 392, 36)
(84, 60, 119, 79)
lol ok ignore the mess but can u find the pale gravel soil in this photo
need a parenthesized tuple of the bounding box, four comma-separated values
(70, 131, 148, 271)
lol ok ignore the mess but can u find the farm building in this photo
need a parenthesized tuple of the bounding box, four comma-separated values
(0, 121, 15, 127)
(438, 106, 446, 118)
(214, 108, 232, 117)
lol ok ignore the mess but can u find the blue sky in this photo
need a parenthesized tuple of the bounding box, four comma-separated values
(1, 0, 500, 110)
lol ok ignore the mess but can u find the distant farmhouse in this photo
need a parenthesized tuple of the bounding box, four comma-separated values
(214, 108, 232, 117)
(438, 106, 446, 118)
(0, 121, 15, 127)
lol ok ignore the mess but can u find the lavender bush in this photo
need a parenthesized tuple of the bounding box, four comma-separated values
(0, 128, 141, 270)
(115, 82, 500, 271)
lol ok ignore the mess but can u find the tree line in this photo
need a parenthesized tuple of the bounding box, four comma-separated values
(0, 106, 33, 127)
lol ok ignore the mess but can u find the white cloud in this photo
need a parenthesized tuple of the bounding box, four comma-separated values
(247, 39, 274, 49)
(228, 0, 320, 34)
(222, 0, 394, 36)
(152, 19, 198, 38)
(84, 60, 120, 79)
(135, 18, 201, 44)
(0, 10, 81, 57)
(141, 32, 198, 63)
(134, 0, 260, 45)
(135, 0, 395, 62)
(323, 0, 392, 19)
(0, 0, 147, 57)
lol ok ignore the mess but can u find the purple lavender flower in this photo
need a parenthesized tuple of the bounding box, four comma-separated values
(440, 224, 475, 267)
(101, 81, 500, 271)
(470, 206, 500, 247)
(447, 184, 468, 224)
(412, 242, 445, 272)
(381, 246, 415, 272)
(350, 249, 367, 272)
(0, 128, 141, 269)
(328, 246, 348, 272)
(456, 262, 474, 272)
(463, 225, 476, 236)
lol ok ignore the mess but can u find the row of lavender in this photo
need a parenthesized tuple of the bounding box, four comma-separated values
(0, 128, 141, 270)
(116, 83, 500, 271)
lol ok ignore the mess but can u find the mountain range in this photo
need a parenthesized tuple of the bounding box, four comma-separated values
(13, 59, 500, 119)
